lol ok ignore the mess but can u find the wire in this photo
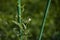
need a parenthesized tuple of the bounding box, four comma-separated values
(39, 0, 51, 40)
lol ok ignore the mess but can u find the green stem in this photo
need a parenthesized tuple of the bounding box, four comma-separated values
(17, 0, 21, 23)
(39, 0, 51, 40)
(17, 0, 22, 40)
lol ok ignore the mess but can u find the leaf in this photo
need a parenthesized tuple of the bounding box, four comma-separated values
(12, 20, 23, 29)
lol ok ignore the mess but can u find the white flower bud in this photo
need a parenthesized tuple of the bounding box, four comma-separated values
(28, 18, 31, 22)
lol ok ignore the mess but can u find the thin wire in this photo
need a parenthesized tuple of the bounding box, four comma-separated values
(17, 0, 22, 40)
(39, 0, 51, 40)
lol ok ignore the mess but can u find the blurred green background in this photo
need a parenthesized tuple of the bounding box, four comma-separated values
(0, 0, 60, 40)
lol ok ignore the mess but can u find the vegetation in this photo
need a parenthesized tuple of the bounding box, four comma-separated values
(0, 0, 60, 40)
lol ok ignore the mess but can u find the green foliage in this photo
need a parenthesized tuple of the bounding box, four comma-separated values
(0, 0, 60, 40)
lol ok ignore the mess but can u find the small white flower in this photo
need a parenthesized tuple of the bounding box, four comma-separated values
(23, 18, 32, 23)
(28, 18, 31, 22)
